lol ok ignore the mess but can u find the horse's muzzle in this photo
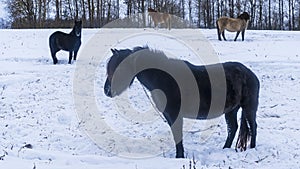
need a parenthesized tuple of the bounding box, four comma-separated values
(104, 83, 112, 97)
(104, 80, 116, 97)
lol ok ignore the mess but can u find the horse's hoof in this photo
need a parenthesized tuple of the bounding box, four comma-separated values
(175, 153, 185, 158)
(53, 59, 58, 64)
(223, 145, 230, 149)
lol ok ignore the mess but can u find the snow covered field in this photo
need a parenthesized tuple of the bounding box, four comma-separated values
(0, 28, 300, 168)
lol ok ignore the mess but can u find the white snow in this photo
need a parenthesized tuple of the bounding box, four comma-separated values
(0, 28, 300, 168)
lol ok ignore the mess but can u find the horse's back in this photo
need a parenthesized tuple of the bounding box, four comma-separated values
(49, 31, 68, 40)
(49, 31, 67, 47)
(189, 62, 259, 117)
(224, 62, 259, 83)
(223, 62, 259, 87)
(223, 62, 259, 107)
(187, 61, 259, 93)
(217, 17, 230, 27)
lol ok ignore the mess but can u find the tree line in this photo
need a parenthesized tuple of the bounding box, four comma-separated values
(5, 0, 300, 30)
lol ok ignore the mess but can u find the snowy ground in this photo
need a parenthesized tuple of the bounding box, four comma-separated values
(0, 28, 300, 168)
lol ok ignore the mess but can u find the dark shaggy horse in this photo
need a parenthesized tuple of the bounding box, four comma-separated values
(49, 20, 82, 64)
(104, 46, 259, 158)
(217, 12, 250, 41)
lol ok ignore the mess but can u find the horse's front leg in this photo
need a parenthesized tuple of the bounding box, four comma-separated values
(172, 118, 184, 158)
(164, 113, 184, 158)
(154, 21, 158, 30)
(74, 50, 78, 61)
(222, 31, 227, 41)
(68, 51, 73, 64)
(241, 30, 245, 41)
(234, 31, 241, 41)
(74, 43, 81, 61)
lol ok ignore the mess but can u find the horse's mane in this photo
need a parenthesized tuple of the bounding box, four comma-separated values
(132, 46, 149, 53)
(108, 46, 189, 72)
(131, 46, 168, 59)
(237, 12, 250, 21)
(148, 8, 157, 13)
(107, 46, 164, 71)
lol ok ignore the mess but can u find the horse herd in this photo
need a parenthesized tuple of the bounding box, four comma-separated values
(49, 11, 258, 158)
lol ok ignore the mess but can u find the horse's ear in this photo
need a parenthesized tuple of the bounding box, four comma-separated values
(111, 48, 118, 54)
(75, 19, 82, 25)
(75, 20, 82, 24)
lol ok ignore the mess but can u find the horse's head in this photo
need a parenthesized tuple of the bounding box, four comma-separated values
(104, 46, 146, 97)
(238, 12, 250, 21)
(73, 20, 82, 37)
(148, 8, 157, 13)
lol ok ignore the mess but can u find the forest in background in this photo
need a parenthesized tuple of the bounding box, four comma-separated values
(2, 0, 300, 30)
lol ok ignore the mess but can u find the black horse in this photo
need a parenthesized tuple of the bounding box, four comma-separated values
(104, 46, 259, 158)
(49, 20, 82, 64)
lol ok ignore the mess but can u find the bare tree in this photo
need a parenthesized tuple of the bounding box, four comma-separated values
(55, 0, 60, 21)
(268, 0, 271, 29)
(5, 0, 300, 30)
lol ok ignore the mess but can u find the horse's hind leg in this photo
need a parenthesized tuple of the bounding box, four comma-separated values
(49, 35, 59, 64)
(245, 106, 257, 148)
(238, 99, 258, 150)
(68, 51, 73, 64)
(49, 43, 58, 64)
(234, 31, 241, 41)
(223, 106, 239, 148)
(51, 51, 58, 64)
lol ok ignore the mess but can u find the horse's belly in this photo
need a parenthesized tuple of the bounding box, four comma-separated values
(226, 22, 241, 32)
(183, 110, 223, 120)
(225, 27, 240, 32)
(55, 35, 80, 51)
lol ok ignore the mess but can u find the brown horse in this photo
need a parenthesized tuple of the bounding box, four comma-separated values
(216, 12, 250, 41)
(148, 8, 171, 30)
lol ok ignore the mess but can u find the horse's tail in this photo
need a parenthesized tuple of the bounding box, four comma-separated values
(236, 111, 251, 151)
